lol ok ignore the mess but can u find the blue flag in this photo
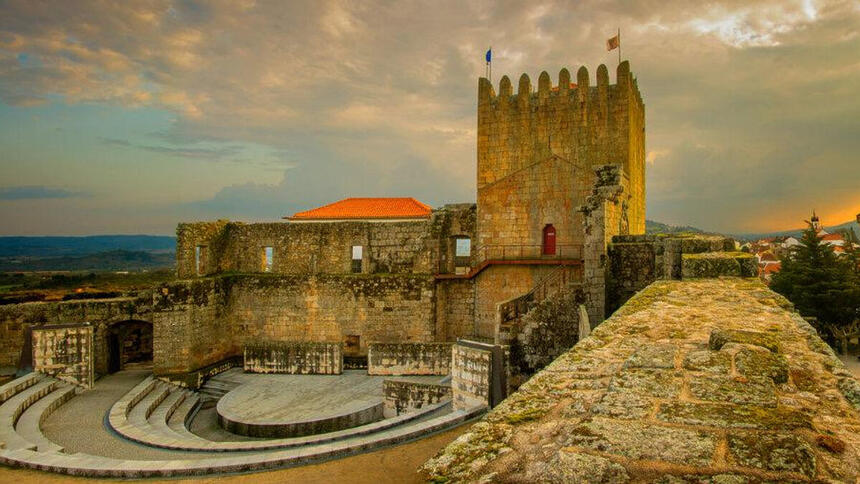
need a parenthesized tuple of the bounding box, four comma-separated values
(485, 48, 492, 63)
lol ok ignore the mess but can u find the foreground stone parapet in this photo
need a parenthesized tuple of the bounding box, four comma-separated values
(682, 251, 758, 278)
(422, 278, 860, 482)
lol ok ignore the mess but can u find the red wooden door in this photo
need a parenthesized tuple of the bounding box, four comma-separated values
(543, 224, 556, 255)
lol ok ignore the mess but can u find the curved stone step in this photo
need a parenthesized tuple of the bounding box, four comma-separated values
(15, 384, 77, 452)
(0, 404, 486, 478)
(0, 378, 58, 451)
(167, 391, 208, 442)
(0, 373, 42, 406)
(128, 383, 170, 428)
(123, 398, 455, 452)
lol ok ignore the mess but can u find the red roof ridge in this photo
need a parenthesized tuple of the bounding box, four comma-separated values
(286, 197, 433, 220)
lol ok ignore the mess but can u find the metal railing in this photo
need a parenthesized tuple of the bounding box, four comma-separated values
(473, 244, 583, 264)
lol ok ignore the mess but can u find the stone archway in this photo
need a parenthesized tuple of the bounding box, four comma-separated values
(106, 320, 153, 373)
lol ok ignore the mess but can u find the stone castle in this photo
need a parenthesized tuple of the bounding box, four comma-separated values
(158, 61, 644, 380)
(1, 61, 858, 481)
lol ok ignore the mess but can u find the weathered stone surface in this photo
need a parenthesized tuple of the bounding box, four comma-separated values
(657, 401, 812, 430)
(681, 252, 756, 278)
(728, 432, 816, 477)
(545, 450, 630, 483)
(564, 418, 716, 466)
(593, 390, 654, 419)
(624, 343, 677, 368)
(683, 349, 732, 373)
(608, 369, 682, 398)
(423, 279, 860, 482)
(733, 345, 789, 384)
(709, 329, 780, 353)
(689, 375, 778, 407)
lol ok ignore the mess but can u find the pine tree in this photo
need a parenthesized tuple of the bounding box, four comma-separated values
(770, 224, 860, 329)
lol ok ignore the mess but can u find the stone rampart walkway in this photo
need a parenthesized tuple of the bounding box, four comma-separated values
(423, 278, 860, 482)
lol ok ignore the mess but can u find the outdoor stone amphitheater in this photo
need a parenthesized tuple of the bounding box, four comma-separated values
(0, 62, 858, 481)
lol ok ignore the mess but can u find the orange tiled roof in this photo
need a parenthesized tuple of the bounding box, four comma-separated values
(821, 233, 844, 241)
(286, 197, 432, 221)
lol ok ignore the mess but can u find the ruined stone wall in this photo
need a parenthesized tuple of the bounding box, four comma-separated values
(435, 279, 475, 341)
(473, 265, 561, 340)
(510, 286, 586, 375)
(606, 234, 742, 313)
(0, 297, 152, 374)
(476, 62, 645, 253)
(174, 205, 477, 279)
(367, 342, 452, 375)
(152, 274, 438, 376)
(227, 275, 436, 352)
(152, 278, 233, 375)
(32, 324, 94, 388)
(243, 341, 343, 374)
(383, 380, 451, 417)
(451, 344, 492, 411)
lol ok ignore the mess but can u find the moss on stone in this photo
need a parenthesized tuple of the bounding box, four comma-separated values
(709, 329, 781, 353)
(657, 401, 812, 430)
(728, 432, 816, 477)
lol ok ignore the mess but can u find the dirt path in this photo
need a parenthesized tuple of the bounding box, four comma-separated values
(0, 421, 468, 483)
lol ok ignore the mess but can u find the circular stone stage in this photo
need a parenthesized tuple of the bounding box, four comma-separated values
(216, 370, 440, 438)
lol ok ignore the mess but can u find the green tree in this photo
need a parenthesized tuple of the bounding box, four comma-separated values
(770, 224, 860, 331)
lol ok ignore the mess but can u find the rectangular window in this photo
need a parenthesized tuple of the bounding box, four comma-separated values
(351, 245, 363, 273)
(195, 245, 207, 276)
(262, 246, 274, 272)
(455, 238, 471, 257)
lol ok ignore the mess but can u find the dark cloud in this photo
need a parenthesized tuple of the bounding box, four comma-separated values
(0, 0, 858, 233)
(100, 137, 245, 160)
(0, 186, 86, 200)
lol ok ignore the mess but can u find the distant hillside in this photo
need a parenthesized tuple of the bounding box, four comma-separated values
(0, 249, 174, 272)
(0, 235, 175, 258)
(645, 220, 706, 235)
(735, 219, 860, 241)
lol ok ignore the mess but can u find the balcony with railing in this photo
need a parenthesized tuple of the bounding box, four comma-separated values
(437, 244, 583, 279)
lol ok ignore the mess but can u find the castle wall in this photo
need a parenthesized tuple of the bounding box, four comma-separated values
(435, 279, 475, 341)
(175, 205, 477, 279)
(152, 278, 234, 375)
(152, 274, 438, 376)
(0, 297, 152, 374)
(473, 265, 569, 339)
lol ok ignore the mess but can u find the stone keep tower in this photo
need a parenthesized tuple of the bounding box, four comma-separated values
(476, 61, 645, 252)
(471, 62, 645, 335)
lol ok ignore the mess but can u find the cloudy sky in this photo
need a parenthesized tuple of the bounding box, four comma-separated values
(1, 0, 858, 235)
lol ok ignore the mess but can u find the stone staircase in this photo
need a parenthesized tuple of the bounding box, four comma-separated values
(0, 370, 485, 477)
(0, 373, 78, 453)
(198, 368, 243, 407)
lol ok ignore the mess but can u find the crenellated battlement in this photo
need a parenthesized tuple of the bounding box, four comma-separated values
(477, 61, 643, 110)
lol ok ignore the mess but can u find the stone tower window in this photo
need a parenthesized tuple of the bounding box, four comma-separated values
(195, 245, 208, 275)
(261, 246, 274, 272)
(455, 237, 471, 257)
(351, 245, 363, 273)
(542, 224, 556, 256)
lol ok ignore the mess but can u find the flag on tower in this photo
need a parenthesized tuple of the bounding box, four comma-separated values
(606, 33, 619, 51)
(485, 48, 492, 63)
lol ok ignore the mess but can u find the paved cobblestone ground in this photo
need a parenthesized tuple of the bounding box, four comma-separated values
(41, 369, 218, 460)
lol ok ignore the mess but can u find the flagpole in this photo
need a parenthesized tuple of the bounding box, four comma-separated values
(488, 46, 492, 83)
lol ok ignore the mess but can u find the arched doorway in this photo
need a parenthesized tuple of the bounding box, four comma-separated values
(107, 320, 153, 373)
(542, 224, 557, 255)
